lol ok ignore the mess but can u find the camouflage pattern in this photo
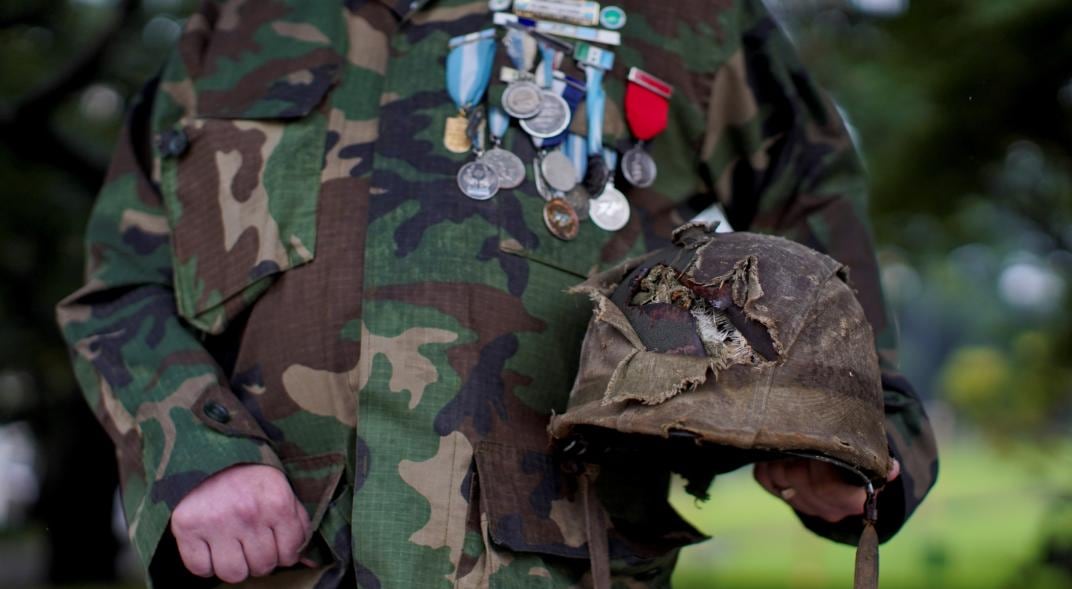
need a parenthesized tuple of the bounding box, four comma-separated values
(56, 0, 938, 587)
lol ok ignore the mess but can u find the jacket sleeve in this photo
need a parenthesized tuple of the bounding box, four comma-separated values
(699, 0, 938, 544)
(55, 73, 283, 576)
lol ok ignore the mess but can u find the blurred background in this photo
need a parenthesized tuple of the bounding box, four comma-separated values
(0, 0, 1069, 587)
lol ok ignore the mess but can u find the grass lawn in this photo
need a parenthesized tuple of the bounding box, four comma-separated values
(669, 438, 1072, 589)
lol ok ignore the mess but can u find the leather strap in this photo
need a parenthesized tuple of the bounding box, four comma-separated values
(580, 467, 611, 589)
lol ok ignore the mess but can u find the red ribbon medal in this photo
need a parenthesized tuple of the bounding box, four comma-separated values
(622, 67, 673, 187)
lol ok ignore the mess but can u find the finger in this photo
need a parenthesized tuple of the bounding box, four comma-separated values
(272, 508, 307, 568)
(753, 462, 776, 495)
(295, 496, 311, 542)
(781, 462, 831, 518)
(210, 538, 250, 584)
(887, 458, 901, 482)
(766, 460, 794, 495)
(240, 528, 280, 577)
(804, 461, 864, 520)
(176, 536, 213, 578)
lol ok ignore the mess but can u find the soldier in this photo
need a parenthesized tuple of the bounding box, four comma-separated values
(56, 0, 937, 587)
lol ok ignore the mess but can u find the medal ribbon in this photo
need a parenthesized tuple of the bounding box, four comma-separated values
(563, 133, 588, 182)
(624, 67, 673, 141)
(446, 29, 498, 113)
(603, 147, 618, 177)
(503, 28, 537, 73)
(537, 42, 559, 89)
(583, 66, 605, 156)
(488, 106, 510, 144)
(576, 44, 614, 156)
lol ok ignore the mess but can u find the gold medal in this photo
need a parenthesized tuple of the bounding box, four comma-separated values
(443, 114, 472, 153)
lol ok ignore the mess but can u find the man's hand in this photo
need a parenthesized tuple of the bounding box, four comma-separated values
(170, 464, 310, 583)
(753, 457, 901, 523)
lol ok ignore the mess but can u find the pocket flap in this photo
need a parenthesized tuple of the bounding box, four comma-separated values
(163, 112, 326, 334)
(474, 441, 706, 563)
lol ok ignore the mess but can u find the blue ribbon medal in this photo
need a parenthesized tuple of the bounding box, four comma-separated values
(447, 29, 502, 200)
(444, 28, 497, 155)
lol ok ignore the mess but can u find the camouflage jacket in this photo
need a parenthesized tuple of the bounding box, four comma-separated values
(57, 0, 938, 587)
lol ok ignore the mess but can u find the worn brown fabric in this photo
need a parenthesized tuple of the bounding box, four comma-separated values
(550, 227, 890, 482)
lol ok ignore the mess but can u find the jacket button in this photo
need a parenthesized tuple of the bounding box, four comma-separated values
(203, 401, 231, 424)
(157, 129, 189, 158)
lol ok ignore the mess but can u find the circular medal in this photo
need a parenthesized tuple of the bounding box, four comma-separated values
(583, 154, 611, 197)
(457, 160, 500, 200)
(589, 184, 630, 231)
(540, 150, 577, 192)
(543, 198, 580, 241)
(599, 6, 627, 30)
(532, 158, 554, 201)
(564, 185, 591, 220)
(488, 0, 512, 11)
(502, 80, 543, 119)
(621, 145, 657, 188)
(519, 91, 571, 138)
(481, 147, 526, 189)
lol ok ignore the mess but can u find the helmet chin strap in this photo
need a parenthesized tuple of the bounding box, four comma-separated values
(781, 451, 882, 589)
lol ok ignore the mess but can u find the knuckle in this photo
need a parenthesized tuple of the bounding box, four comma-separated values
(232, 497, 261, 523)
(171, 508, 201, 534)
(262, 491, 294, 519)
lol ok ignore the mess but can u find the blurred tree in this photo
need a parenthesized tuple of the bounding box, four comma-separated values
(1, 0, 193, 584)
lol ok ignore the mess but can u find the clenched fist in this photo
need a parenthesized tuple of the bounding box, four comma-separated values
(754, 457, 901, 523)
(170, 464, 311, 583)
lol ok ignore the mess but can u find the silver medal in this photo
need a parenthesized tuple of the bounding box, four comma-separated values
(519, 91, 571, 138)
(540, 150, 577, 192)
(502, 80, 544, 119)
(481, 147, 526, 189)
(457, 160, 500, 200)
(564, 185, 590, 220)
(621, 145, 657, 188)
(532, 157, 554, 201)
(589, 183, 630, 231)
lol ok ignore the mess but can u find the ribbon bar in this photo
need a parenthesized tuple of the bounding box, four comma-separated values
(494, 11, 621, 46)
(449, 28, 497, 49)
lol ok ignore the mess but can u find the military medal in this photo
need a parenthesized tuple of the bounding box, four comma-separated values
(543, 197, 580, 240)
(482, 106, 526, 189)
(446, 29, 499, 198)
(540, 149, 576, 192)
(574, 42, 615, 196)
(588, 148, 630, 231)
(589, 184, 629, 231)
(532, 155, 553, 200)
(500, 28, 543, 119)
(622, 67, 673, 188)
(457, 160, 501, 200)
(519, 91, 570, 138)
(562, 133, 590, 219)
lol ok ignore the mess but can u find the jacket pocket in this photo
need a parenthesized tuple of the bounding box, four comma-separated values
(473, 441, 706, 583)
(159, 94, 332, 335)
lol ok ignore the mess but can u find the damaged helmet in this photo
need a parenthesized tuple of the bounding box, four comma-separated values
(549, 223, 891, 588)
(549, 223, 890, 489)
